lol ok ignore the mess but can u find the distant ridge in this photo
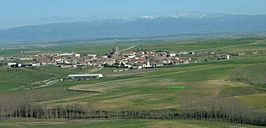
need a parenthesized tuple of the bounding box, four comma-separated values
(1, 14, 266, 43)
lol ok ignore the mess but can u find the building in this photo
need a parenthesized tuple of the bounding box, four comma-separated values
(66, 74, 103, 81)
(19, 58, 34, 61)
(189, 51, 195, 55)
(75, 54, 81, 58)
(32, 63, 41, 67)
(0, 56, 4, 61)
(7, 63, 17, 68)
(217, 54, 230, 60)
(7, 63, 41, 68)
(59, 53, 74, 56)
(88, 54, 97, 58)
(168, 53, 176, 57)
(226, 55, 230, 60)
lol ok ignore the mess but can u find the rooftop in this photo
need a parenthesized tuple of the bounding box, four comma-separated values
(68, 74, 103, 77)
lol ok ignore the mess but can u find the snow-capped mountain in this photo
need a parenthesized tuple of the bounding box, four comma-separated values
(1, 14, 266, 43)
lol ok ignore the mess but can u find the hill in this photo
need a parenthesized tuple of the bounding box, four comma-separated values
(1, 14, 266, 43)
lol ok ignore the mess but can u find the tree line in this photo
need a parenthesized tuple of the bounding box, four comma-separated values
(0, 94, 265, 126)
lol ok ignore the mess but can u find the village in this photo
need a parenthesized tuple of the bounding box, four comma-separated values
(0, 47, 231, 81)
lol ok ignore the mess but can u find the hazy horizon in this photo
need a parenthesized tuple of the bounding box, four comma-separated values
(1, 0, 266, 29)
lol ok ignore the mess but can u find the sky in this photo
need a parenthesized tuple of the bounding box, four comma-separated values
(0, 0, 266, 29)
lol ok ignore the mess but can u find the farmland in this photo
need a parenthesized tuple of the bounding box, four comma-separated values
(1, 119, 264, 128)
(0, 37, 266, 127)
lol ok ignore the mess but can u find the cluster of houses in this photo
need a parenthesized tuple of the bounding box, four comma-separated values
(0, 56, 41, 68)
(0, 48, 232, 81)
(0, 47, 231, 70)
(104, 50, 193, 69)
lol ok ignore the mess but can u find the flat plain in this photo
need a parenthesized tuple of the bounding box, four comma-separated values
(1, 37, 266, 127)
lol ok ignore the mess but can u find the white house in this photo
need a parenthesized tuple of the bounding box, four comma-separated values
(226, 55, 230, 60)
(8, 63, 17, 67)
(88, 54, 97, 59)
(169, 53, 176, 57)
(75, 54, 81, 58)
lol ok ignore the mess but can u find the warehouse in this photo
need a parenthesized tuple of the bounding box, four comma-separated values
(66, 74, 103, 81)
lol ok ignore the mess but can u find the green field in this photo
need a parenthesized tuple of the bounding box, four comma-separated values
(166, 85, 186, 90)
(1, 119, 264, 128)
(1, 37, 266, 127)
(229, 63, 266, 90)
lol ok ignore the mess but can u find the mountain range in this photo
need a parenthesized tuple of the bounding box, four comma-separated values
(0, 14, 266, 43)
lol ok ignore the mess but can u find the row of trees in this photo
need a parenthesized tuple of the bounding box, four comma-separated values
(180, 96, 266, 126)
(0, 94, 265, 126)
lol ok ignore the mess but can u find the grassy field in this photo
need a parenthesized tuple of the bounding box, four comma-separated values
(1, 37, 266, 127)
(0, 66, 86, 91)
(0, 119, 264, 128)
(229, 63, 266, 90)
(2, 37, 265, 56)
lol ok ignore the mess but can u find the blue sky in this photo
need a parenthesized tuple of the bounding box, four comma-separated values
(0, 0, 266, 29)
